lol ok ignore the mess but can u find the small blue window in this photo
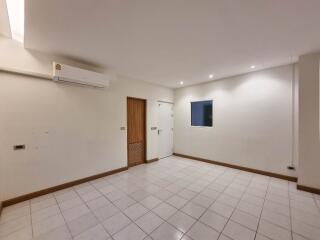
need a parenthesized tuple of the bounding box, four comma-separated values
(191, 100, 213, 127)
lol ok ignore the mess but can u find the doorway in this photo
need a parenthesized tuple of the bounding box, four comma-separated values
(127, 97, 146, 167)
(158, 102, 174, 159)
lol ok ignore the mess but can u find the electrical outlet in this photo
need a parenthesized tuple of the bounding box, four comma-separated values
(14, 145, 25, 150)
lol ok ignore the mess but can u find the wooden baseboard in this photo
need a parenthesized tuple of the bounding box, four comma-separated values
(1, 158, 161, 209)
(297, 184, 320, 195)
(3, 155, 310, 210)
(128, 162, 145, 167)
(147, 158, 159, 163)
(174, 153, 297, 182)
(2, 166, 128, 208)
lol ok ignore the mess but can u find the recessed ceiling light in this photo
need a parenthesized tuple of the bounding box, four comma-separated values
(6, 0, 24, 43)
(250, 65, 256, 69)
(180, 81, 184, 85)
(209, 74, 214, 79)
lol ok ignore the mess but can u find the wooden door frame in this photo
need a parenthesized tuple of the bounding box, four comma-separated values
(127, 97, 147, 167)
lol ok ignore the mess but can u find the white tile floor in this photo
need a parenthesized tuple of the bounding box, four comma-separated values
(1, 156, 320, 240)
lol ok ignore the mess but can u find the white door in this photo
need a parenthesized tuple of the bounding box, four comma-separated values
(158, 102, 174, 159)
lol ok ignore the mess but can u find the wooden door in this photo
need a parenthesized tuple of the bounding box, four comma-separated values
(127, 97, 146, 167)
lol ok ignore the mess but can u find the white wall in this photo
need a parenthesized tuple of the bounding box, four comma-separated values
(0, 37, 173, 201)
(298, 52, 320, 189)
(0, 72, 173, 201)
(0, 37, 105, 77)
(174, 64, 297, 177)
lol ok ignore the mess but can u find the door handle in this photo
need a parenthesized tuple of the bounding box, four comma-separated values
(158, 129, 162, 135)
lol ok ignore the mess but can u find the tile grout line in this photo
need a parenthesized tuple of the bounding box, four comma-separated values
(133, 163, 210, 239)
(288, 181, 295, 240)
(176, 168, 243, 240)
(91, 174, 156, 238)
(251, 180, 311, 235)
(53, 193, 74, 239)
(147, 163, 228, 236)
(243, 181, 300, 239)
(124, 164, 228, 239)
(130, 170, 187, 239)
(95, 164, 271, 240)
(311, 192, 320, 213)
(261, 184, 312, 237)
(85, 180, 128, 238)
(252, 177, 270, 240)
(288, 184, 320, 240)
(178, 165, 230, 239)
(226, 178, 318, 239)
(150, 171, 224, 239)
(121, 170, 189, 238)
(29, 200, 34, 239)
(0, 200, 33, 239)
(214, 171, 255, 240)
(2, 158, 320, 240)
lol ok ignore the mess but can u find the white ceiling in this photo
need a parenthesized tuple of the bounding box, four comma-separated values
(25, 0, 320, 88)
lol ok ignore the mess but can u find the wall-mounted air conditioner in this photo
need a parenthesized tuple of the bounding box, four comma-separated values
(52, 62, 109, 88)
